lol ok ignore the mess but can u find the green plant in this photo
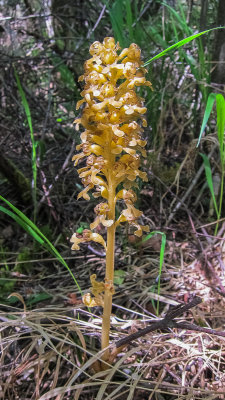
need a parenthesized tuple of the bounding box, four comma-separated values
(14, 69, 38, 222)
(197, 93, 225, 234)
(141, 231, 166, 315)
(143, 24, 221, 148)
(14, 246, 32, 274)
(143, 28, 222, 67)
(0, 195, 81, 294)
(76, 222, 90, 234)
(161, 1, 209, 103)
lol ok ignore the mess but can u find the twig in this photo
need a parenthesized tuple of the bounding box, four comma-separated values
(87, 244, 106, 257)
(87, 5, 106, 39)
(0, 14, 53, 21)
(114, 297, 225, 348)
(172, 321, 225, 337)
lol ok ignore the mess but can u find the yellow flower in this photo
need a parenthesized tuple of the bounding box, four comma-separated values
(83, 293, 103, 308)
(90, 203, 114, 230)
(116, 189, 137, 204)
(70, 229, 106, 250)
(82, 274, 115, 308)
(71, 36, 151, 261)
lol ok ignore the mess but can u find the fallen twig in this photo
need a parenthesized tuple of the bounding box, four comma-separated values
(115, 296, 225, 348)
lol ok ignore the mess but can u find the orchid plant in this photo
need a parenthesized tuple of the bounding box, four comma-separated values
(70, 37, 151, 362)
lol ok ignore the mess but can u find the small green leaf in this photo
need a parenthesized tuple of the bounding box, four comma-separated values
(114, 269, 126, 285)
(26, 292, 52, 306)
(76, 222, 89, 234)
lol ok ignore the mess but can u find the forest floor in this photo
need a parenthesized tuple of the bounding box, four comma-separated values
(1, 160, 225, 399)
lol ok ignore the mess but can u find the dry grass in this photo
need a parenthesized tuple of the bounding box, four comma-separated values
(1, 235, 225, 400)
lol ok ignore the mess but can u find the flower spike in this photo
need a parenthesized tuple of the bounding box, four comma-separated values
(70, 37, 151, 363)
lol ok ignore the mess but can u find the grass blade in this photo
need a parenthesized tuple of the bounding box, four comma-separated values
(199, 153, 219, 218)
(108, 0, 125, 47)
(197, 93, 217, 147)
(141, 231, 166, 315)
(143, 27, 224, 66)
(163, 1, 192, 36)
(0, 195, 82, 294)
(0, 206, 44, 245)
(125, 0, 133, 42)
(216, 94, 225, 230)
(216, 94, 225, 163)
(14, 69, 37, 221)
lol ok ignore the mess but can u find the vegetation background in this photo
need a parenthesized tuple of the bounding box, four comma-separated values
(0, 0, 225, 399)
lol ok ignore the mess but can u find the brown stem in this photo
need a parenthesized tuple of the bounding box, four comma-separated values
(101, 144, 116, 361)
(101, 223, 116, 359)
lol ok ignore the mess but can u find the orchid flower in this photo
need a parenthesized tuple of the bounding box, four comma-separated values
(70, 37, 151, 364)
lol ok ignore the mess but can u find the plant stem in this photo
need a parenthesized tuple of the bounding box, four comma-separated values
(101, 150, 116, 360)
(101, 225, 116, 360)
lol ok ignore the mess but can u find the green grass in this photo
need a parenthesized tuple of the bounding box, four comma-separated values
(143, 28, 222, 67)
(141, 231, 166, 315)
(14, 69, 38, 222)
(197, 93, 225, 234)
(0, 195, 82, 295)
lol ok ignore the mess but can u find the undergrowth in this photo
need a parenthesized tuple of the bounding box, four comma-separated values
(0, 1, 225, 398)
